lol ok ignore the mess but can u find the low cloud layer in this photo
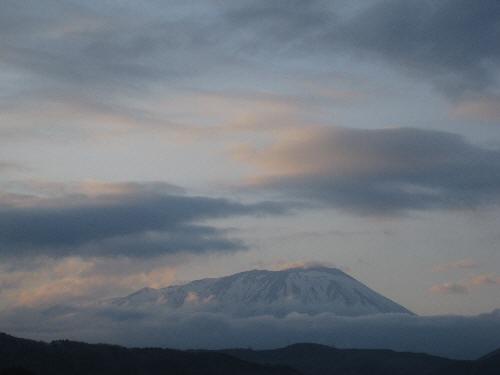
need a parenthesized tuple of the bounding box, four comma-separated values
(1, 306, 499, 360)
(239, 127, 500, 215)
(0, 182, 285, 258)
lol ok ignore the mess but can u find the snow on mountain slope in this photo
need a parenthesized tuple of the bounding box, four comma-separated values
(109, 266, 413, 317)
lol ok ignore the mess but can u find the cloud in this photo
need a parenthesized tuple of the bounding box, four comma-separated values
(270, 260, 349, 272)
(450, 95, 500, 122)
(0, 181, 286, 258)
(2, 0, 497, 119)
(335, 0, 500, 96)
(429, 282, 469, 295)
(470, 274, 500, 286)
(0, 0, 233, 136)
(226, 0, 500, 97)
(0, 256, 180, 308)
(1, 306, 500, 360)
(432, 259, 479, 272)
(237, 126, 500, 215)
(430, 274, 500, 295)
(1, 0, 498, 147)
(0, 161, 28, 174)
(0, 1, 207, 90)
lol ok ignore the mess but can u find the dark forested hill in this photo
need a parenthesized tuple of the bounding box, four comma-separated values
(1, 332, 499, 375)
(428, 348, 500, 375)
(221, 343, 500, 375)
(220, 343, 456, 375)
(0, 333, 298, 375)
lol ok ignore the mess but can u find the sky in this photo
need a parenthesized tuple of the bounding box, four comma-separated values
(1, 0, 500, 321)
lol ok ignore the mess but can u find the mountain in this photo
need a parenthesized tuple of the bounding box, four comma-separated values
(109, 266, 413, 317)
(0, 332, 298, 375)
(220, 343, 455, 375)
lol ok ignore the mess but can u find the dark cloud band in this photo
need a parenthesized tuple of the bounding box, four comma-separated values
(244, 127, 500, 215)
(0, 185, 286, 257)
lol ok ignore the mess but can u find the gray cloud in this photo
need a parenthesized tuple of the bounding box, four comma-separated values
(2, 0, 498, 114)
(0, 161, 27, 174)
(0, 182, 286, 257)
(432, 259, 479, 272)
(225, 0, 500, 97)
(0, 0, 228, 123)
(429, 282, 469, 295)
(429, 274, 500, 296)
(1, 306, 499, 360)
(242, 127, 500, 215)
(0, 0, 245, 88)
(335, 0, 500, 96)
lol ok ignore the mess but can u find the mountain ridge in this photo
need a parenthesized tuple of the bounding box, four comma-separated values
(0, 332, 298, 375)
(2, 332, 500, 375)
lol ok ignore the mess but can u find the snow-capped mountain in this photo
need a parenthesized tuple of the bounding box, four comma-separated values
(109, 266, 413, 317)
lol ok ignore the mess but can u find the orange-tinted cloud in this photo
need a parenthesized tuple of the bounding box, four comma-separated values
(430, 273, 500, 296)
(0, 257, 178, 308)
(432, 259, 479, 272)
(469, 274, 500, 286)
(429, 282, 469, 295)
(235, 126, 500, 214)
(451, 96, 500, 122)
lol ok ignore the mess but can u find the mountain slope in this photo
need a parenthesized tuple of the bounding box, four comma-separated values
(110, 266, 413, 317)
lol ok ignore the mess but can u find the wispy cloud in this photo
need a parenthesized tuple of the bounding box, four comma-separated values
(451, 95, 500, 122)
(432, 259, 479, 273)
(237, 126, 500, 215)
(429, 282, 469, 295)
(224, 0, 500, 97)
(269, 260, 350, 272)
(469, 274, 500, 286)
(0, 256, 179, 308)
(2, 0, 498, 129)
(430, 273, 500, 295)
(0, 161, 29, 174)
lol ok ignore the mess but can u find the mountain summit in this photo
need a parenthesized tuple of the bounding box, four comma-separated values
(110, 266, 413, 317)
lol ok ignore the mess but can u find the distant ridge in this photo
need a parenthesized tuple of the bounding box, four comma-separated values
(0, 332, 298, 375)
(3, 332, 500, 375)
(109, 266, 413, 317)
(220, 343, 454, 375)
